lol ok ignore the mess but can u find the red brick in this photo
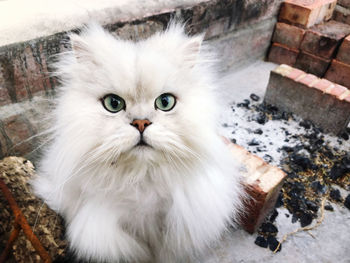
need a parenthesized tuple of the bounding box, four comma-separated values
(2, 115, 34, 156)
(12, 57, 30, 102)
(325, 59, 350, 87)
(295, 51, 331, 77)
(13, 45, 51, 102)
(338, 0, 350, 8)
(0, 87, 11, 106)
(329, 84, 349, 97)
(272, 64, 294, 77)
(286, 67, 306, 80)
(0, 64, 13, 106)
(345, 94, 350, 102)
(0, 127, 9, 158)
(333, 6, 350, 25)
(336, 35, 350, 64)
(0, 41, 56, 104)
(225, 141, 286, 234)
(279, 0, 337, 28)
(314, 78, 335, 92)
(297, 73, 320, 86)
(338, 88, 350, 100)
(264, 65, 350, 134)
(268, 43, 299, 66)
(300, 20, 350, 59)
(24, 45, 48, 95)
(272, 22, 305, 49)
(318, 0, 338, 23)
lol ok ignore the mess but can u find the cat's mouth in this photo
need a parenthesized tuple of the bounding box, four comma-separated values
(135, 138, 151, 148)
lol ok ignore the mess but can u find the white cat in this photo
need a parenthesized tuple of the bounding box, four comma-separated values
(32, 22, 244, 263)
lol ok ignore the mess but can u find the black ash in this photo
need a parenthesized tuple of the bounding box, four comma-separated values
(228, 98, 350, 253)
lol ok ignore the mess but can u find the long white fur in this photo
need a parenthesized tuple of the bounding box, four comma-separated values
(32, 22, 244, 263)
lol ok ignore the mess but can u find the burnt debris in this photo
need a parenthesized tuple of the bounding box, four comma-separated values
(230, 98, 350, 252)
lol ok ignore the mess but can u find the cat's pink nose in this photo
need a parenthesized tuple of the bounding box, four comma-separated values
(131, 119, 152, 133)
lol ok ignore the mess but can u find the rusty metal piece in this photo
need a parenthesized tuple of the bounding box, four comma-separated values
(0, 179, 52, 263)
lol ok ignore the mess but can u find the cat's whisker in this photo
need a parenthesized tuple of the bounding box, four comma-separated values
(163, 139, 203, 163)
(32, 199, 52, 236)
(160, 148, 190, 173)
(8, 127, 54, 155)
(49, 151, 99, 196)
(48, 155, 106, 214)
(25, 137, 55, 157)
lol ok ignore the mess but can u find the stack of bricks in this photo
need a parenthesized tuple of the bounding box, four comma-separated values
(268, 0, 350, 86)
(325, 33, 350, 87)
(264, 64, 350, 134)
(333, 0, 350, 25)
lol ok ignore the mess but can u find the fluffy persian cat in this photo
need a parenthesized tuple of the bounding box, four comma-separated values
(32, 22, 244, 263)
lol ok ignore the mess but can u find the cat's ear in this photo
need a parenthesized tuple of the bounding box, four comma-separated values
(181, 34, 204, 68)
(70, 34, 88, 59)
(70, 33, 97, 64)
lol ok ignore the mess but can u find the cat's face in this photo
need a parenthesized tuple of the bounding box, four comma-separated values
(55, 23, 218, 167)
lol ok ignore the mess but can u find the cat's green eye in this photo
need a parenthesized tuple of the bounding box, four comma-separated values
(102, 94, 125, 113)
(155, 93, 176, 111)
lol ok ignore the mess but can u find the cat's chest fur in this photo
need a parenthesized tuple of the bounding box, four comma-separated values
(117, 170, 171, 219)
(112, 167, 173, 247)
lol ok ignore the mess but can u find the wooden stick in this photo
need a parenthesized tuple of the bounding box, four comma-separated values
(0, 179, 52, 263)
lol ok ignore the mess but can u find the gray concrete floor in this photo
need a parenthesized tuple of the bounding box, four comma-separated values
(206, 60, 350, 263)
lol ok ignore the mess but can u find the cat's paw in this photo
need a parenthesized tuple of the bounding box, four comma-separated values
(30, 176, 62, 212)
(67, 205, 151, 262)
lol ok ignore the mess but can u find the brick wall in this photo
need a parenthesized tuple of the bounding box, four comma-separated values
(267, 0, 350, 100)
(264, 64, 350, 134)
(0, 0, 283, 160)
